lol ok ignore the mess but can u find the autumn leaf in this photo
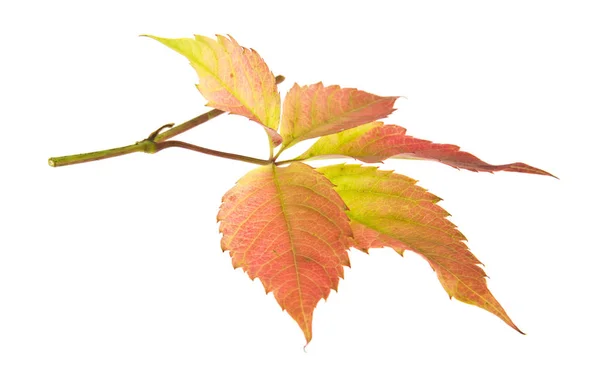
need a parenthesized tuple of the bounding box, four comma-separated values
(318, 164, 524, 333)
(49, 33, 555, 345)
(145, 34, 283, 145)
(217, 162, 353, 344)
(349, 219, 409, 256)
(278, 83, 398, 150)
(297, 121, 554, 176)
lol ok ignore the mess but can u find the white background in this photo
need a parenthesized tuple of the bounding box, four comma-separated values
(1, 0, 598, 382)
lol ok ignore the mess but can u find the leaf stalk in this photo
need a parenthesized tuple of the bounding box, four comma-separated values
(48, 138, 272, 167)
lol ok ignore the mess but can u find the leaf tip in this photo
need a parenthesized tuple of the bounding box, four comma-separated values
(509, 162, 558, 178)
(139, 34, 159, 41)
(303, 332, 313, 348)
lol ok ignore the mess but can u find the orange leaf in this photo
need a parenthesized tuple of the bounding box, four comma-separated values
(217, 163, 352, 344)
(318, 164, 524, 334)
(279, 83, 398, 150)
(298, 122, 554, 176)
(145, 34, 282, 145)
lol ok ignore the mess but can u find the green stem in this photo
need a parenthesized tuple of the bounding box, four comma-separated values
(48, 75, 286, 168)
(48, 140, 158, 167)
(48, 139, 271, 167)
(273, 158, 299, 166)
(154, 108, 225, 143)
(155, 74, 285, 143)
(268, 136, 275, 161)
(273, 145, 285, 161)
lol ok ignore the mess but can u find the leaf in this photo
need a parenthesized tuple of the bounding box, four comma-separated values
(298, 122, 554, 176)
(145, 34, 282, 145)
(217, 162, 353, 344)
(317, 164, 524, 333)
(349, 220, 409, 256)
(279, 83, 398, 150)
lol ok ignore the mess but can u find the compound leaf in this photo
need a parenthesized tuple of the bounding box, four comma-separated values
(217, 163, 353, 344)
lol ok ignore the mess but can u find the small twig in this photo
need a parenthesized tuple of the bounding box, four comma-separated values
(48, 140, 158, 167)
(48, 75, 286, 168)
(147, 123, 175, 141)
(273, 145, 285, 161)
(154, 141, 271, 166)
(274, 158, 297, 166)
(154, 75, 285, 143)
(48, 138, 272, 167)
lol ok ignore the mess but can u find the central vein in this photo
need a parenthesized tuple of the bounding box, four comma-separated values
(271, 164, 307, 332)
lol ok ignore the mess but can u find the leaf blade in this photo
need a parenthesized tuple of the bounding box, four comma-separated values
(279, 83, 398, 150)
(218, 163, 352, 344)
(298, 122, 553, 176)
(145, 34, 282, 145)
(318, 164, 523, 334)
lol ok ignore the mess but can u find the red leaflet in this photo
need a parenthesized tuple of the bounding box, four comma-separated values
(217, 163, 353, 344)
(279, 83, 398, 149)
(297, 122, 554, 176)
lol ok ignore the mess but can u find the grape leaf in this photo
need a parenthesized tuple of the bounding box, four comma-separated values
(217, 162, 353, 344)
(317, 164, 524, 333)
(279, 83, 398, 150)
(297, 121, 554, 176)
(51, 33, 555, 345)
(145, 34, 282, 145)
